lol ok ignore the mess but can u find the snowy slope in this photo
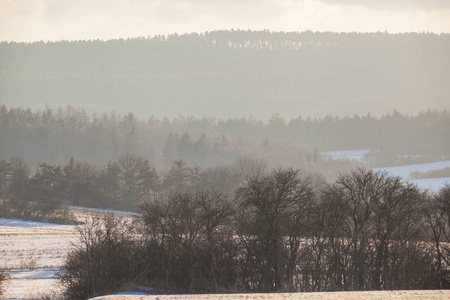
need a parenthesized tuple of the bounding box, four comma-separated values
(410, 177, 450, 193)
(373, 161, 450, 179)
(372, 161, 450, 193)
(0, 219, 76, 299)
(321, 150, 370, 162)
(90, 290, 450, 300)
(321, 151, 450, 192)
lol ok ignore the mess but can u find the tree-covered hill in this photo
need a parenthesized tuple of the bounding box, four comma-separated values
(1, 30, 449, 120)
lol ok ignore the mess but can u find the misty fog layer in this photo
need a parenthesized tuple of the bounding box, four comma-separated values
(1, 105, 448, 177)
(1, 31, 449, 121)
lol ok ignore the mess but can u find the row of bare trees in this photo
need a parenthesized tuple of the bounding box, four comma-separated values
(60, 167, 450, 299)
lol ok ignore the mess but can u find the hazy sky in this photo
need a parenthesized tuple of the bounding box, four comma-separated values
(1, 0, 449, 42)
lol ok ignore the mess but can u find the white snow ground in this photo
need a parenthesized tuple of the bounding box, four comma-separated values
(373, 161, 450, 179)
(0, 209, 138, 299)
(373, 161, 450, 193)
(3, 272, 61, 300)
(90, 290, 450, 300)
(321, 151, 450, 192)
(0, 218, 74, 228)
(69, 205, 140, 217)
(410, 177, 450, 194)
(321, 150, 370, 162)
(0, 219, 76, 299)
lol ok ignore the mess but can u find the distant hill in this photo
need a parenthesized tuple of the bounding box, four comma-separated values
(1, 30, 449, 120)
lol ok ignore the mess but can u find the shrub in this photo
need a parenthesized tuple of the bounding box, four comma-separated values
(59, 213, 139, 299)
(0, 268, 8, 296)
(0, 198, 75, 224)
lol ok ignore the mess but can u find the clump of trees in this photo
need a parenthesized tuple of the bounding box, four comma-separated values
(0, 155, 161, 214)
(58, 214, 141, 299)
(0, 157, 75, 223)
(59, 167, 450, 299)
(234, 168, 316, 292)
(140, 190, 236, 293)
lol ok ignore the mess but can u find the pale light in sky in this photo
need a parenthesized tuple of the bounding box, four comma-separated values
(0, 0, 449, 42)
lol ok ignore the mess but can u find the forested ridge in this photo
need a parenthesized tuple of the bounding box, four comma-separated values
(1, 30, 449, 120)
(0, 105, 449, 170)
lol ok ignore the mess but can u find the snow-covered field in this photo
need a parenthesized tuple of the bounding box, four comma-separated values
(321, 150, 370, 162)
(373, 160, 450, 179)
(69, 205, 140, 217)
(0, 208, 138, 299)
(410, 177, 450, 193)
(4, 271, 61, 300)
(321, 150, 450, 193)
(0, 218, 76, 299)
(373, 161, 450, 193)
(91, 290, 450, 300)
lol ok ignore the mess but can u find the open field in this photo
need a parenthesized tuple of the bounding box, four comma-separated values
(373, 161, 450, 180)
(321, 150, 450, 193)
(91, 290, 450, 300)
(374, 161, 450, 193)
(0, 210, 137, 299)
(321, 150, 370, 162)
(0, 218, 76, 299)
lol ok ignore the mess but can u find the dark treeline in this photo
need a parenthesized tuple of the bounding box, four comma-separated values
(0, 105, 449, 175)
(1, 31, 449, 120)
(0, 155, 158, 212)
(58, 166, 450, 299)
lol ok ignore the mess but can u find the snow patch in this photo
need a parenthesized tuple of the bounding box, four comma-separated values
(8, 270, 60, 280)
(69, 205, 140, 216)
(116, 292, 151, 295)
(410, 177, 450, 194)
(373, 160, 450, 179)
(321, 150, 370, 162)
(89, 290, 450, 300)
(0, 218, 72, 228)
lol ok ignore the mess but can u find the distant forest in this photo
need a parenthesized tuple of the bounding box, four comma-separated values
(0, 105, 448, 176)
(1, 30, 449, 120)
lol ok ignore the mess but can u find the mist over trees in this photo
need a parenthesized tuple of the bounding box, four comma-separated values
(1, 31, 449, 120)
(1, 29, 449, 298)
(0, 105, 449, 178)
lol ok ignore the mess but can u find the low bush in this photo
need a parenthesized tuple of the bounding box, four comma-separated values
(0, 198, 75, 224)
(0, 268, 8, 296)
(59, 213, 141, 299)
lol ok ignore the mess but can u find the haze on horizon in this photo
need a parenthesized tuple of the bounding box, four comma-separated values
(0, 0, 449, 122)
(1, 0, 449, 42)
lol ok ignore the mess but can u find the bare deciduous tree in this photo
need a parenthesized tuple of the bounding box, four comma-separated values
(59, 213, 139, 299)
(235, 168, 315, 292)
